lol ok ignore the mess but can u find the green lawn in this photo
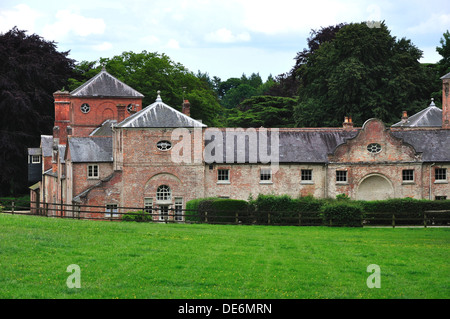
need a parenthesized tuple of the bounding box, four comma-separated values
(0, 214, 448, 299)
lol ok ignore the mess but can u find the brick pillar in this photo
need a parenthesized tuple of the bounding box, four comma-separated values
(53, 90, 70, 145)
(182, 100, 191, 117)
(117, 104, 126, 122)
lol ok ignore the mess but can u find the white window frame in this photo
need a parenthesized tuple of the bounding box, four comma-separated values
(105, 204, 118, 218)
(158, 205, 169, 221)
(144, 198, 153, 213)
(260, 168, 272, 184)
(435, 168, 447, 182)
(336, 170, 348, 183)
(217, 169, 230, 183)
(87, 164, 99, 179)
(156, 185, 171, 203)
(402, 169, 414, 183)
(174, 197, 183, 221)
(31, 155, 41, 164)
(301, 169, 313, 184)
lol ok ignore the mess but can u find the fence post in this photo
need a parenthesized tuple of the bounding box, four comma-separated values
(205, 211, 208, 223)
(392, 214, 395, 228)
(11, 201, 15, 214)
(268, 212, 271, 225)
(235, 211, 238, 224)
(299, 212, 301, 226)
(424, 212, 427, 228)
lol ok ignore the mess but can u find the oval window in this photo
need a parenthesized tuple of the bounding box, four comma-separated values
(367, 143, 382, 154)
(157, 140, 172, 151)
(80, 103, 90, 114)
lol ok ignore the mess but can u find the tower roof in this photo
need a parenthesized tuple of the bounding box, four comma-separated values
(392, 99, 442, 127)
(70, 67, 144, 98)
(116, 92, 206, 128)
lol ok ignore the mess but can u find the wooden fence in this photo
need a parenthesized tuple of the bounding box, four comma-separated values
(0, 200, 449, 227)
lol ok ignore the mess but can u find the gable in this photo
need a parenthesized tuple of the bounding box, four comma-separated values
(328, 119, 421, 163)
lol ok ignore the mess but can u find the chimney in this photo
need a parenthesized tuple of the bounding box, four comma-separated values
(53, 90, 70, 145)
(401, 111, 408, 123)
(441, 72, 450, 129)
(182, 100, 191, 117)
(343, 116, 354, 130)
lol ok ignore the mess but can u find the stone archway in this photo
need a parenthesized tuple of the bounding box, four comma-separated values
(356, 174, 394, 201)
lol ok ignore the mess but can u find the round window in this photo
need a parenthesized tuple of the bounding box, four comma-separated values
(157, 140, 172, 151)
(367, 143, 382, 154)
(80, 103, 90, 114)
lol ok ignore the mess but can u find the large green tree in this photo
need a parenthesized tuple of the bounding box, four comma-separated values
(0, 27, 75, 196)
(70, 51, 225, 127)
(294, 22, 436, 127)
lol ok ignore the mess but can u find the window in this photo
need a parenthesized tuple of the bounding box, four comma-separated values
(127, 103, 134, 113)
(435, 196, 447, 200)
(105, 204, 118, 218)
(80, 103, 90, 114)
(156, 185, 171, 201)
(87, 165, 99, 179)
(144, 198, 153, 213)
(30, 155, 41, 164)
(402, 169, 414, 182)
(367, 143, 382, 154)
(301, 169, 312, 181)
(218, 169, 229, 182)
(158, 205, 169, 221)
(175, 197, 183, 221)
(435, 168, 447, 181)
(260, 168, 272, 182)
(157, 140, 172, 151)
(336, 170, 347, 183)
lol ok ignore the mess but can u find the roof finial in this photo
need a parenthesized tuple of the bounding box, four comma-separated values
(430, 97, 435, 107)
(156, 90, 162, 102)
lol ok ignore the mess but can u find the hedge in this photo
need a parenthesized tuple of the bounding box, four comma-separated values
(121, 210, 152, 222)
(320, 201, 364, 227)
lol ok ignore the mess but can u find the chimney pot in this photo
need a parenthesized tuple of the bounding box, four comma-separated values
(182, 100, 191, 117)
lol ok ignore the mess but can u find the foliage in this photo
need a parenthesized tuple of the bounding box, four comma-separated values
(197, 198, 250, 224)
(0, 27, 75, 196)
(436, 30, 450, 76)
(121, 210, 152, 222)
(320, 201, 365, 227)
(226, 95, 297, 127)
(185, 197, 219, 222)
(294, 22, 436, 127)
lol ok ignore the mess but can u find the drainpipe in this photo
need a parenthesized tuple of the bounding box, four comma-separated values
(429, 163, 435, 200)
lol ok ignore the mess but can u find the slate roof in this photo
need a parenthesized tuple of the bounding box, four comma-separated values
(392, 100, 442, 127)
(440, 72, 450, 79)
(205, 129, 359, 164)
(68, 137, 113, 163)
(40, 135, 53, 157)
(392, 130, 450, 162)
(70, 67, 144, 98)
(116, 93, 206, 128)
(90, 120, 117, 137)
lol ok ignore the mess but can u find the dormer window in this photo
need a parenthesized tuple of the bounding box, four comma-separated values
(157, 140, 172, 151)
(367, 143, 381, 154)
(81, 103, 90, 114)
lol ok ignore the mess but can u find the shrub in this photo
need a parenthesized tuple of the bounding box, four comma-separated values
(320, 201, 364, 227)
(185, 197, 219, 222)
(121, 210, 152, 222)
(198, 198, 250, 224)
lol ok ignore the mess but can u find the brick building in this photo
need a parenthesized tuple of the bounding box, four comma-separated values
(28, 69, 450, 219)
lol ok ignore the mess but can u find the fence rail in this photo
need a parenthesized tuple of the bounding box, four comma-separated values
(0, 200, 449, 227)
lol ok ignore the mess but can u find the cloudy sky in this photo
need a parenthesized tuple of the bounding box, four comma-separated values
(1, 0, 449, 80)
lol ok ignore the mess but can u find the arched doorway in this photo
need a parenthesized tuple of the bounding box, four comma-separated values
(356, 174, 394, 201)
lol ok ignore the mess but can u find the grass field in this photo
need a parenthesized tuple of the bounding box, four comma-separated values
(0, 214, 448, 299)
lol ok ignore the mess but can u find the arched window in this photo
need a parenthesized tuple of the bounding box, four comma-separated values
(156, 185, 171, 201)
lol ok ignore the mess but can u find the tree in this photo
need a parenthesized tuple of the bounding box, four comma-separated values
(70, 51, 225, 127)
(0, 27, 75, 196)
(436, 30, 450, 76)
(226, 96, 297, 127)
(294, 22, 435, 127)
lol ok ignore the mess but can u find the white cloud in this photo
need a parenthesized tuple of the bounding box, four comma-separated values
(205, 28, 251, 43)
(407, 13, 450, 35)
(92, 41, 112, 51)
(0, 4, 42, 33)
(42, 9, 106, 41)
(166, 39, 180, 49)
(140, 35, 161, 46)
